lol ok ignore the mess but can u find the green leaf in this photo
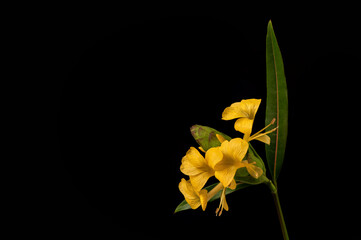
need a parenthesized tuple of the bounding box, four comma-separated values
(190, 125, 232, 151)
(174, 182, 250, 213)
(265, 20, 288, 182)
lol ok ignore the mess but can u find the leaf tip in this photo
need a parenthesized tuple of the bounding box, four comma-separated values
(190, 125, 197, 133)
(190, 125, 200, 135)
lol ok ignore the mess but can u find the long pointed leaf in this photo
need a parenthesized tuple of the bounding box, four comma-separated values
(265, 20, 288, 183)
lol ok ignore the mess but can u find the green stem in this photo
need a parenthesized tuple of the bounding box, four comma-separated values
(266, 180, 289, 240)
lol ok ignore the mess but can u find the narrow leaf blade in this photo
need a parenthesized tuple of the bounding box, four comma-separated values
(265, 20, 288, 182)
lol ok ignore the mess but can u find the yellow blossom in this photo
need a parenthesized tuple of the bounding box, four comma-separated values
(180, 147, 222, 191)
(179, 178, 208, 210)
(222, 99, 277, 144)
(222, 99, 261, 140)
(179, 146, 238, 214)
(178, 179, 227, 211)
(212, 138, 249, 187)
(216, 134, 264, 179)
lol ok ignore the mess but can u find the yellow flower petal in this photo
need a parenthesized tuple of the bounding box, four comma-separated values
(213, 138, 248, 187)
(213, 158, 234, 171)
(213, 142, 233, 171)
(222, 102, 249, 120)
(180, 147, 209, 176)
(234, 117, 254, 137)
(190, 171, 214, 192)
(226, 138, 249, 161)
(179, 178, 209, 210)
(180, 159, 202, 176)
(222, 99, 261, 120)
(215, 165, 239, 188)
(199, 189, 208, 211)
(205, 147, 223, 170)
(184, 147, 206, 168)
(251, 134, 270, 145)
(240, 99, 261, 119)
(178, 178, 201, 209)
(229, 179, 237, 190)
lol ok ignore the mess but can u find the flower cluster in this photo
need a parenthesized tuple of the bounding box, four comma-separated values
(178, 99, 277, 215)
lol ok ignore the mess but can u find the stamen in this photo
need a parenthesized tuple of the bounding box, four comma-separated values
(215, 188, 227, 216)
(216, 191, 223, 216)
(215, 208, 220, 216)
(249, 126, 278, 141)
(250, 118, 276, 138)
(270, 118, 276, 125)
(218, 206, 224, 216)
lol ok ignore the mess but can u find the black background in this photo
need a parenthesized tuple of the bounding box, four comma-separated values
(49, 7, 361, 238)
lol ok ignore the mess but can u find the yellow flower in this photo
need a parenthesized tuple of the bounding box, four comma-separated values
(222, 99, 277, 144)
(215, 135, 264, 179)
(179, 178, 208, 210)
(178, 179, 225, 211)
(179, 145, 240, 215)
(222, 99, 261, 140)
(180, 147, 222, 191)
(212, 138, 249, 187)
